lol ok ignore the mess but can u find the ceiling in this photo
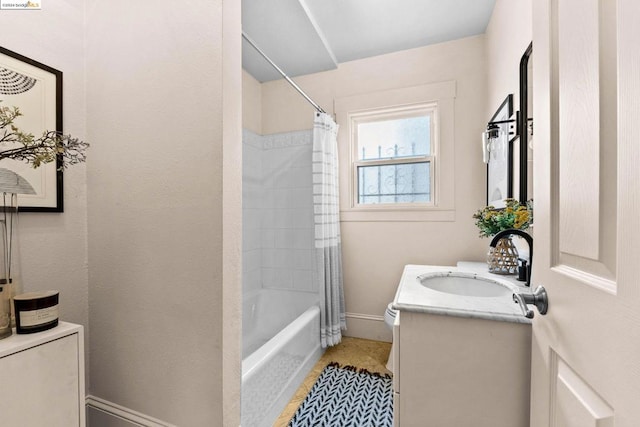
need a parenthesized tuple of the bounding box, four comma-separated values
(242, 0, 496, 82)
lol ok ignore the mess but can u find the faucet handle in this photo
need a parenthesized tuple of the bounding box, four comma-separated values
(513, 286, 549, 318)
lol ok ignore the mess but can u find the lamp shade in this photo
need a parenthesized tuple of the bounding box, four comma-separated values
(0, 168, 35, 195)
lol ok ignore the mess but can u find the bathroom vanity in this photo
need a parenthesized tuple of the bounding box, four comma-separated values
(392, 264, 532, 427)
(0, 322, 85, 426)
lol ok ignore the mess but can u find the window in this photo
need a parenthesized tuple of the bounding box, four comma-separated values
(335, 80, 456, 222)
(352, 105, 436, 207)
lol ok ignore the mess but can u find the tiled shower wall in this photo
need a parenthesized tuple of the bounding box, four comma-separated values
(242, 129, 316, 295)
(242, 130, 263, 295)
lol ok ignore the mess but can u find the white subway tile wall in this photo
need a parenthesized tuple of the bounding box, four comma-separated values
(242, 130, 264, 295)
(242, 129, 316, 294)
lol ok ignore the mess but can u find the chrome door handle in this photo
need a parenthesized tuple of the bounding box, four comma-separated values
(513, 286, 548, 319)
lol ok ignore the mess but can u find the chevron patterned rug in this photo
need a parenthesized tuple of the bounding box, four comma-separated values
(288, 362, 393, 427)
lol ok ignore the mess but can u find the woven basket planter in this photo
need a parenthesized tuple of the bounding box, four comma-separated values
(487, 236, 519, 275)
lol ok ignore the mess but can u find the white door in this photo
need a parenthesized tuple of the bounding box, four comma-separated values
(531, 0, 640, 426)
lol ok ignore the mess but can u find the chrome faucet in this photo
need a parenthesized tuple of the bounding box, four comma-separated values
(489, 229, 533, 287)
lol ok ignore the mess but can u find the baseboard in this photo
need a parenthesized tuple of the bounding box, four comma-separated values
(343, 312, 392, 343)
(86, 395, 176, 427)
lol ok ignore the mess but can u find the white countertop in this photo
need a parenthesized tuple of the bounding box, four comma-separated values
(392, 262, 533, 324)
(0, 321, 82, 358)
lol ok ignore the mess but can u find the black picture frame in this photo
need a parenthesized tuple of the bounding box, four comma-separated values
(0, 46, 64, 212)
(486, 94, 516, 208)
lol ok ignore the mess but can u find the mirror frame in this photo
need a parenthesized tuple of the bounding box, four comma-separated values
(517, 42, 533, 204)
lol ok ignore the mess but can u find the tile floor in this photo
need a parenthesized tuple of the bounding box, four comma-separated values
(273, 337, 392, 427)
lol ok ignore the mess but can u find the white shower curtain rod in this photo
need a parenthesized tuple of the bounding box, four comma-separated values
(242, 32, 327, 114)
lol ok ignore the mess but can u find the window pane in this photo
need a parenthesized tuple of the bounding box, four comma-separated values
(357, 115, 430, 160)
(358, 162, 431, 204)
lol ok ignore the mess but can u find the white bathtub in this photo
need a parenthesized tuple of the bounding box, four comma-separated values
(241, 289, 323, 427)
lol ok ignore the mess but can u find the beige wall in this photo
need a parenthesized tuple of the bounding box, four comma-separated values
(0, 0, 89, 381)
(254, 35, 490, 341)
(486, 0, 533, 117)
(1, 2, 244, 424)
(86, 1, 241, 425)
(243, 70, 262, 134)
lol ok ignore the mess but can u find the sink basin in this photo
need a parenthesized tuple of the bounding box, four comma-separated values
(418, 272, 512, 298)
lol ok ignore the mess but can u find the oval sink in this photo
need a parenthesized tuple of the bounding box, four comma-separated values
(418, 272, 511, 298)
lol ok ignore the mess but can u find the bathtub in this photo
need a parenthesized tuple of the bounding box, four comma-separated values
(241, 289, 323, 427)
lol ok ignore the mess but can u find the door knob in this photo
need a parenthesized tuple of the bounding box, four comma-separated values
(513, 286, 548, 318)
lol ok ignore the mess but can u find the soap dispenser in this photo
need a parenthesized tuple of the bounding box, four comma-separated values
(517, 259, 528, 282)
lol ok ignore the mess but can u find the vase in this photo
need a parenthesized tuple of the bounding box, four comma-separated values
(0, 169, 35, 339)
(487, 236, 519, 275)
(0, 283, 10, 339)
(0, 194, 24, 338)
(0, 201, 18, 339)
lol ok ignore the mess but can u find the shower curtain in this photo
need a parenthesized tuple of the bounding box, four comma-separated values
(313, 112, 346, 348)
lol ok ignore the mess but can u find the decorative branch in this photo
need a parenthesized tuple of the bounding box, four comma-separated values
(0, 103, 89, 170)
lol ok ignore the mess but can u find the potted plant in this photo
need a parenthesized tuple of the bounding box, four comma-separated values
(473, 199, 532, 274)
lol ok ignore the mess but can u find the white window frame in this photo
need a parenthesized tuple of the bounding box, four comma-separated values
(335, 80, 456, 222)
(351, 104, 437, 209)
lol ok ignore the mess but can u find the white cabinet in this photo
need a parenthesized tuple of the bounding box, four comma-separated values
(393, 311, 531, 427)
(0, 322, 85, 427)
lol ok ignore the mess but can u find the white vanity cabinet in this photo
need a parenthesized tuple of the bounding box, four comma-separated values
(393, 310, 531, 427)
(0, 322, 85, 427)
(391, 265, 533, 427)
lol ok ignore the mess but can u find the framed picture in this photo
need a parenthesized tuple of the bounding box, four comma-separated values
(486, 94, 515, 208)
(0, 46, 63, 212)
